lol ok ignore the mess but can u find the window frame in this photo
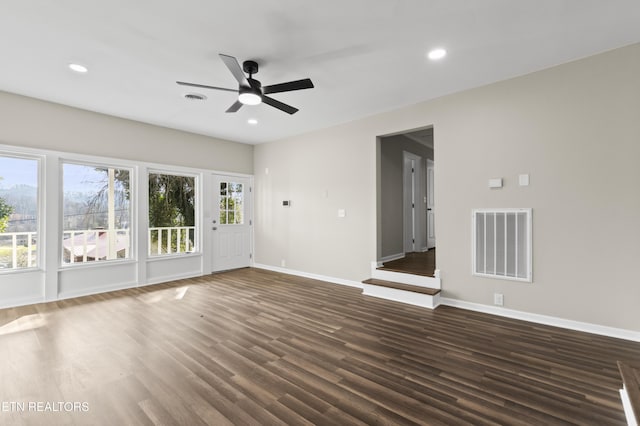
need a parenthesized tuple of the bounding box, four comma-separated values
(60, 159, 135, 267)
(0, 151, 43, 273)
(147, 169, 200, 258)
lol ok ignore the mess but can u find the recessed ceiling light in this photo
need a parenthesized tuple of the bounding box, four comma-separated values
(68, 63, 88, 73)
(427, 48, 447, 61)
(247, 119, 258, 125)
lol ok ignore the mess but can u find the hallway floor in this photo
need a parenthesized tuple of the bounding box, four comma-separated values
(379, 249, 436, 277)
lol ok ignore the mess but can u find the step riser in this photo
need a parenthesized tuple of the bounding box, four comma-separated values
(371, 267, 441, 289)
(363, 284, 440, 309)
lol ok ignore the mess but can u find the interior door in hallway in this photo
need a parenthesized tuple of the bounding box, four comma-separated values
(427, 159, 435, 249)
(212, 175, 252, 272)
(403, 152, 422, 253)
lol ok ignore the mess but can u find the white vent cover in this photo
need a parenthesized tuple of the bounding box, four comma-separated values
(472, 208, 532, 282)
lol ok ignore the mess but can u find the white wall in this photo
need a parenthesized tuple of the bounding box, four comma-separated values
(254, 43, 640, 332)
(0, 91, 253, 307)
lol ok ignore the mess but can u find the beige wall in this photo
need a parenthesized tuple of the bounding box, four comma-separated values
(254, 124, 377, 280)
(0, 91, 253, 173)
(254, 43, 640, 331)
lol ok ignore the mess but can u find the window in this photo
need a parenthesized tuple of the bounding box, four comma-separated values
(148, 172, 196, 256)
(219, 181, 244, 225)
(62, 163, 131, 264)
(473, 208, 532, 282)
(0, 155, 39, 270)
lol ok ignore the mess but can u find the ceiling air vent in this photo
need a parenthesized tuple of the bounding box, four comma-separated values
(183, 93, 207, 101)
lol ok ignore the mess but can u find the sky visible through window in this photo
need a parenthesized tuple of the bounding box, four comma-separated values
(0, 159, 108, 192)
(0, 156, 39, 236)
(0, 157, 38, 188)
(62, 163, 115, 193)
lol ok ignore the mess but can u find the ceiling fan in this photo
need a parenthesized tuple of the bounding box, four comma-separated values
(177, 54, 314, 115)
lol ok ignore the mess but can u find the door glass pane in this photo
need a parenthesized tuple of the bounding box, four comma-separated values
(230, 183, 243, 224)
(219, 182, 227, 224)
(219, 181, 243, 225)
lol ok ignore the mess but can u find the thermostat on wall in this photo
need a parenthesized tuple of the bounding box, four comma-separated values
(282, 200, 291, 207)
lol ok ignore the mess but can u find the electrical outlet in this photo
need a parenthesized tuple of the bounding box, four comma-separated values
(281, 259, 286, 268)
(494, 293, 504, 306)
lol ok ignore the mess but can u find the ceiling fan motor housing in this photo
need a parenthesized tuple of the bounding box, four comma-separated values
(242, 60, 259, 75)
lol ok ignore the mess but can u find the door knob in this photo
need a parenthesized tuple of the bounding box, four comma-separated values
(212, 227, 218, 231)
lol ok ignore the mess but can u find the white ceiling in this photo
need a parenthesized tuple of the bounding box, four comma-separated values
(1, 1, 639, 145)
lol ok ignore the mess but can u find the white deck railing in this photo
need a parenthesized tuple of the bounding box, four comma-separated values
(1, 226, 196, 268)
(62, 229, 130, 264)
(0, 232, 37, 269)
(148, 226, 196, 255)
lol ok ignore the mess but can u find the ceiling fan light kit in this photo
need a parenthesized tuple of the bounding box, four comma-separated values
(177, 54, 314, 115)
(238, 90, 261, 105)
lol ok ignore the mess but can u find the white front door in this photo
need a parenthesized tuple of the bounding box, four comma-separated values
(211, 175, 252, 272)
(426, 159, 436, 249)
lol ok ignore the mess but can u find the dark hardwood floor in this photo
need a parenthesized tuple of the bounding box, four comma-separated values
(381, 249, 436, 277)
(0, 267, 638, 425)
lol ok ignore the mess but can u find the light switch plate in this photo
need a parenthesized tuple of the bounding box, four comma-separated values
(488, 178, 503, 188)
(337, 209, 346, 218)
(519, 174, 530, 186)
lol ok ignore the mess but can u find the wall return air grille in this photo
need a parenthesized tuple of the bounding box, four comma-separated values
(472, 208, 532, 282)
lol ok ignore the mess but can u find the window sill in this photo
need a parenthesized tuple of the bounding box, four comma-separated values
(59, 258, 137, 271)
(0, 267, 42, 276)
(146, 252, 202, 262)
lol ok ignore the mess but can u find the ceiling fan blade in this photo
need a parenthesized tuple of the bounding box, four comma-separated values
(262, 95, 299, 115)
(225, 100, 243, 113)
(263, 78, 314, 94)
(176, 81, 237, 93)
(219, 54, 250, 87)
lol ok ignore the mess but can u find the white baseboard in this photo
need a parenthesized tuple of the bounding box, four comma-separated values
(440, 297, 640, 342)
(57, 280, 139, 301)
(379, 253, 405, 264)
(57, 272, 202, 301)
(253, 263, 363, 289)
(144, 271, 202, 286)
(0, 296, 44, 310)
